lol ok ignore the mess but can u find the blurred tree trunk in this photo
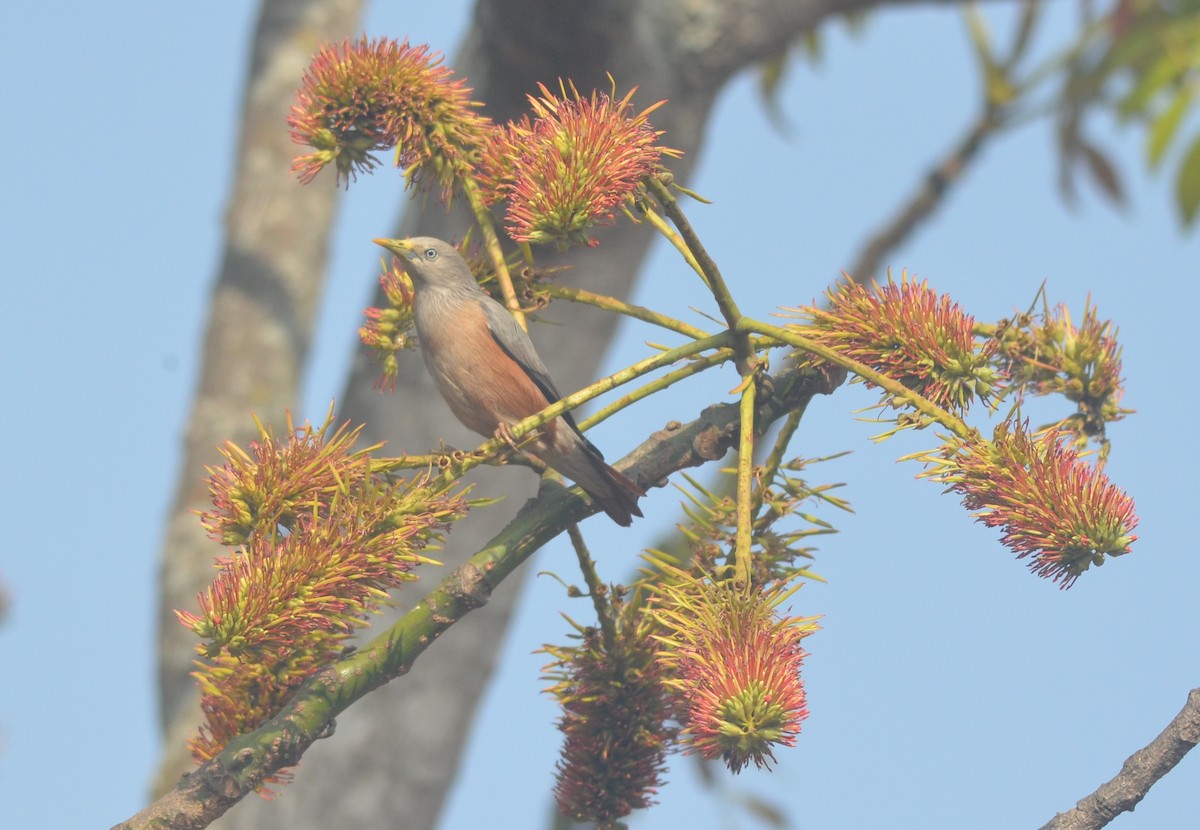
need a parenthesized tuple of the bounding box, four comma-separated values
(155, 0, 939, 827)
(153, 0, 365, 796)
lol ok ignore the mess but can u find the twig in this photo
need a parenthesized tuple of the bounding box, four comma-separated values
(733, 373, 757, 586)
(847, 110, 1002, 285)
(567, 524, 617, 655)
(539, 282, 712, 340)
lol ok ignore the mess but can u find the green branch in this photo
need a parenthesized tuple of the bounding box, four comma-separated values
(539, 282, 712, 340)
(647, 176, 744, 340)
(734, 373, 757, 587)
(739, 318, 974, 441)
(460, 176, 525, 328)
(578, 348, 735, 431)
(445, 331, 734, 482)
(568, 524, 618, 656)
(641, 203, 709, 288)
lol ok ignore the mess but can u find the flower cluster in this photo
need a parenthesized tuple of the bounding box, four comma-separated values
(653, 573, 818, 772)
(791, 274, 1001, 415)
(921, 420, 1138, 587)
(290, 38, 681, 249)
(542, 591, 673, 823)
(358, 256, 418, 390)
(477, 82, 679, 248)
(992, 300, 1129, 452)
(288, 37, 490, 192)
(178, 413, 467, 769)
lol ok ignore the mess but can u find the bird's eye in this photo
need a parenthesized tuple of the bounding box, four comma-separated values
(423, 248, 438, 260)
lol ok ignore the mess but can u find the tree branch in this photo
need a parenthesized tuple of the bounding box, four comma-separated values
(123, 363, 844, 830)
(847, 110, 1002, 284)
(1039, 688, 1200, 830)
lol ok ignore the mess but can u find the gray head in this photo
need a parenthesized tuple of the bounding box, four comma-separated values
(372, 236, 477, 291)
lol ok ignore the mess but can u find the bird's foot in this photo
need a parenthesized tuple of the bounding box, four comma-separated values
(494, 423, 522, 451)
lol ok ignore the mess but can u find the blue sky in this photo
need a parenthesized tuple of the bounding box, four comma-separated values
(2, 2, 1197, 829)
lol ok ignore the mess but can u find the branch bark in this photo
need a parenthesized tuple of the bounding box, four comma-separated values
(1039, 688, 1200, 830)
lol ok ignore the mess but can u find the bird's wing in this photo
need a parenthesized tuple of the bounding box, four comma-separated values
(480, 297, 590, 437)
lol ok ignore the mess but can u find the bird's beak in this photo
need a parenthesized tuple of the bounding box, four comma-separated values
(373, 237, 415, 259)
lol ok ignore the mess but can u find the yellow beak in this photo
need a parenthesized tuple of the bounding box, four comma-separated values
(372, 237, 415, 257)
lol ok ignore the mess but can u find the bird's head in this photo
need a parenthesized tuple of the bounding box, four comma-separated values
(372, 236, 471, 290)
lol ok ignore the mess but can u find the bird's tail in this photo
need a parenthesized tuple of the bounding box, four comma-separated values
(582, 458, 646, 527)
(538, 434, 646, 526)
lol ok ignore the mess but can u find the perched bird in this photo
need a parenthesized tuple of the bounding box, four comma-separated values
(373, 236, 645, 525)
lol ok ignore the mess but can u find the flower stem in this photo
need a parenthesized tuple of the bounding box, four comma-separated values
(567, 524, 617, 656)
(461, 176, 525, 329)
(734, 373, 757, 588)
(445, 331, 734, 482)
(740, 318, 975, 441)
(539, 282, 711, 340)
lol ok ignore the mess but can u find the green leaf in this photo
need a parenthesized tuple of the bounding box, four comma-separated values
(1175, 132, 1200, 227)
(1147, 88, 1194, 168)
(1117, 53, 1181, 121)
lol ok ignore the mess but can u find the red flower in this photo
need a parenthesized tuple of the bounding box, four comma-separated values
(928, 421, 1138, 587)
(543, 598, 672, 823)
(478, 82, 679, 248)
(793, 274, 1000, 413)
(288, 37, 489, 192)
(654, 577, 818, 772)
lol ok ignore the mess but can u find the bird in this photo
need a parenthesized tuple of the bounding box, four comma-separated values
(372, 236, 645, 525)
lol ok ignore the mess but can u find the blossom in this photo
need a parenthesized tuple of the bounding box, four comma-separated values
(924, 421, 1138, 587)
(288, 37, 490, 192)
(359, 257, 418, 390)
(791, 274, 1000, 414)
(996, 300, 1129, 450)
(478, 81, 679, 248)
(542, 596, 673, 823)
(178, 413, 467, 772)
(179, 478, 448, 659)
(653, 576, 818, 772)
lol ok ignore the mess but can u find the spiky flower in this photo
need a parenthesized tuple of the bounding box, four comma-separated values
(921, 421, 1137, 587)
(198, 414, 369, 547)
(359, 257, 418, 390)
(478, 81, 679, 248)
(790, 274, 1000, 414)
(993, 300, 1129, 451)
(178, 413, 467, 772)
(653, 575, 818, 773)
(288, 37, 490, 191)
(179, 477, 450, 658)
(543, 594, 673, 823)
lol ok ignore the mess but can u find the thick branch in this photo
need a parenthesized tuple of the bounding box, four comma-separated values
(123, 363, 843, 830)
(1039, 688, 1200, 830)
